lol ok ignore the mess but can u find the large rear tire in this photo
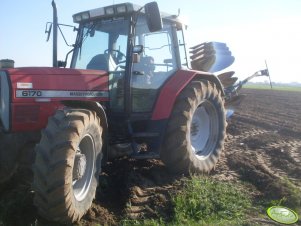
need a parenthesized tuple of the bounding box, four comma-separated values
(33, 108, 103, 223)
(161, 80, 226, 173)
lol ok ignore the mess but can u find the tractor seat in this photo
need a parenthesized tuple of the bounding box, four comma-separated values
(133, 56, 155, 74)
(86, 54, 117, 71)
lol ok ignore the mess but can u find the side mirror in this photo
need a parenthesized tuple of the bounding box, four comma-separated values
(133, 45, 144, 54)
(45, 22, 52, 42)
(132, 45, 143, 63)
(144, 2, 163, 32)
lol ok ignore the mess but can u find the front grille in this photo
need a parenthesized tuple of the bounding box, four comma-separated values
(14, 105, 40, 123)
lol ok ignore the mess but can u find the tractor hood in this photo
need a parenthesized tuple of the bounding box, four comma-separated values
(0, 67, 109, 132)
(6, 66, 108, 77)
(5, 67, 109, 102)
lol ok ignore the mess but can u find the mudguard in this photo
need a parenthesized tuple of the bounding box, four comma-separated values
(151, 69, 224, 120)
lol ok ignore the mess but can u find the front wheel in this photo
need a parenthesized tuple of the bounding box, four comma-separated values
(33, 108, 103, 223)
(0, 134, 19, 183)
(161, 80, 226, 173)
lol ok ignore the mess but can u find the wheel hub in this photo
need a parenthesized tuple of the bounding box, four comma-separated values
(73, 153, 87, 180)
(73, 134, 95, 202)
(190, 101, 219, 159)
(190, 105, 210, 153)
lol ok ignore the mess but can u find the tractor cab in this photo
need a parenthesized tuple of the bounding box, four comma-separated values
(68, 2, 191, 151)
(70, 2, 189, 114)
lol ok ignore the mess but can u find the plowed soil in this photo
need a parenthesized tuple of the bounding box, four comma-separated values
(0, 88, 300, 226)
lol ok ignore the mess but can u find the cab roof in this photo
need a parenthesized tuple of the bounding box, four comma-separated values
(73, 2, 185, 27)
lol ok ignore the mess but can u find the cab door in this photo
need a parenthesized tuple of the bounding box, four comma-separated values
(131, 16, 178, 113)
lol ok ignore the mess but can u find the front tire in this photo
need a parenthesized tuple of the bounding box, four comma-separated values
(33, 108, 103, 223)
(0, 134, 19, 183)
(161, 80, 226, 173)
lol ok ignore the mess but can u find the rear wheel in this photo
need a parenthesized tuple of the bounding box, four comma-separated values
(33, 108, 103, 223)
(161, 80, 226, 173)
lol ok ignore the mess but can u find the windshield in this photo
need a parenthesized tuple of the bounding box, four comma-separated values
(71, 18, 129, 71)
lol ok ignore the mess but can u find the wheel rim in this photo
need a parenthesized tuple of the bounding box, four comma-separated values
(73, 134, 95, 202)
(190, 100, 219, 159)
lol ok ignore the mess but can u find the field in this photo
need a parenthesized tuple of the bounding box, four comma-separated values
(0, 88, 300, 225)
(244, 83, 301, 92)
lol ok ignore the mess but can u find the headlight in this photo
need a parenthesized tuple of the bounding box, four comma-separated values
(0, 71, 10, 131)
(116, 5, 127, 13)
(105, 7, 114, 15)
(81, 12, 90, 20)
(73, 14, 82, 23)
(73, 3, 136, 23)
(73, 11, 90, 23)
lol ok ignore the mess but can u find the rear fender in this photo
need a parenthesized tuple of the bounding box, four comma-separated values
(151, 69, 224, 120)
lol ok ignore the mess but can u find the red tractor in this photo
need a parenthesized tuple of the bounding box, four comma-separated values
(0, 1, 227, 223)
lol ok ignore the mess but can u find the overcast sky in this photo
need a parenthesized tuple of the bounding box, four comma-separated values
(1, 0, 301, 83)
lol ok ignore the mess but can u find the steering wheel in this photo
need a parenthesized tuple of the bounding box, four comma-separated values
(104, 49, 126, 64)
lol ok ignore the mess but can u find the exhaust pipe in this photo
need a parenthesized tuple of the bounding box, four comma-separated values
(52, 0, 58, 67)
